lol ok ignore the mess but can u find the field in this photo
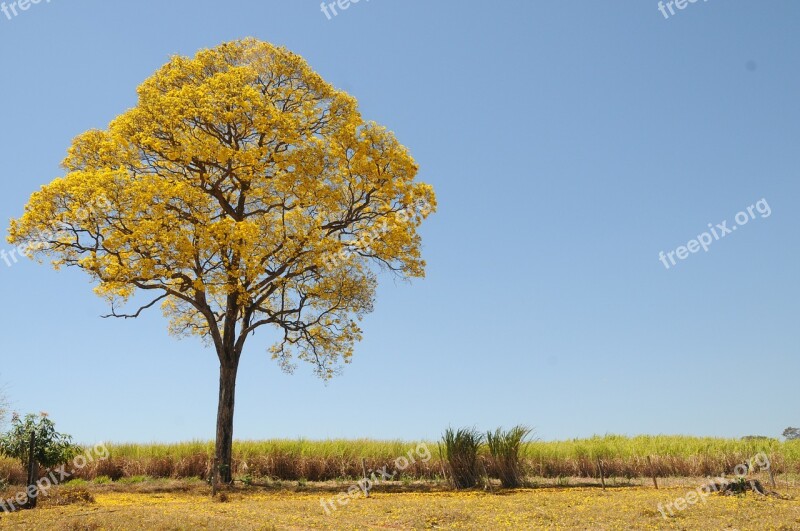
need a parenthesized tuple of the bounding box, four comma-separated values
(2, 435, 798, 484)
(2, 481, 799, 530)
(2, 436, 800, 529)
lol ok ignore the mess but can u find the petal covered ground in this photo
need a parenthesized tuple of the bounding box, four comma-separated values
(2, 486, 799, 530)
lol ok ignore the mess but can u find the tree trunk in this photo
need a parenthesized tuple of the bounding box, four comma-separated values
(215, 360, 239, 484)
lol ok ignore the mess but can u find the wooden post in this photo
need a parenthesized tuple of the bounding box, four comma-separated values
(361, 458, 370, 498)
(596, 458, 605, 490)
(26, 431, 37, 509)
(647, 456, 658, 489)
(768, 460, 777, 489)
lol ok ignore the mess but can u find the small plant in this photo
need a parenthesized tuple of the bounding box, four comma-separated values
(93, 475, 112, 485)
(441, 427, 484, 489)
(0, 412, 79, 508)
(0, 413, 78, 469)
(486, 425, 532, 488)
(734, 476, 748, 495)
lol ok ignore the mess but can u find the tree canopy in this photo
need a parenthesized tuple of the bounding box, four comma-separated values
(8, 38, 435, 378)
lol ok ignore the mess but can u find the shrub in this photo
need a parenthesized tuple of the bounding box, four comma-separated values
(0, 412, 78, 507)
(441, 427, 484, 489)
(0, 413, 78, 469)
(487, 425, 532, 488)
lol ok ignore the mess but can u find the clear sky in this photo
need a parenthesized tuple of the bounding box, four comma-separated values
(0, 1, 798, 444)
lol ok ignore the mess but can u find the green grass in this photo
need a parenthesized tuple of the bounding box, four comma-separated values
(98, 435, 800, 462)
(521, 435, 800, 460)
(441, 427, 484, 488)
(105, 439, 426, 461)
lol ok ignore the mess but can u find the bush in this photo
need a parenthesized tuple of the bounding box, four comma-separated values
(487, 425, 532, 488)
(441, 427, 484, 489)
(0, 413, 78, 470)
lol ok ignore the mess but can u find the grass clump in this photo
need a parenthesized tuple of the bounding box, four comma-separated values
(441, 427, 484, 489)
(487, 425, 532, 488)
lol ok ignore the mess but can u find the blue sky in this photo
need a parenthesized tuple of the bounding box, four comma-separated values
(0, 1, 798, 444)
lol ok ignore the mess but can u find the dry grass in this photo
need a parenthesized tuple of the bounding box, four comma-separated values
(1, 436, 798, 485)
(1, 480, 798, 530)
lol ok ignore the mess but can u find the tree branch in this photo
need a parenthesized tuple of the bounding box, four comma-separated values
(101, 293, 169, 319)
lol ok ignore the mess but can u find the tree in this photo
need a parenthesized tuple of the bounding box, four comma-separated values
(783, 427, 800, 440)
(0, 413, 77, 469)
(8, 39, 436, 483)
(0, 413, 78, 507)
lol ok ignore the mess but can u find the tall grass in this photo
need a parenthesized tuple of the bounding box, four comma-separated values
(1, 435, 797, 484)
(441, 428, 484, 489)
(487, 426, 532, 488)
(98, 439, 438, 482)
(522, 435, 800, 477)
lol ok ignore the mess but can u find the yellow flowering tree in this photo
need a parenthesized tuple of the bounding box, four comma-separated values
(8, 39, 435, 483)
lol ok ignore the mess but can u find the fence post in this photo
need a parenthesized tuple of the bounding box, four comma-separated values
(361, 458, 370, 498)
(647, 456, 659, 489)
(596, 458, 605, 490)
(25, 431, 37, 509)
(768, 455, 777, 489)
